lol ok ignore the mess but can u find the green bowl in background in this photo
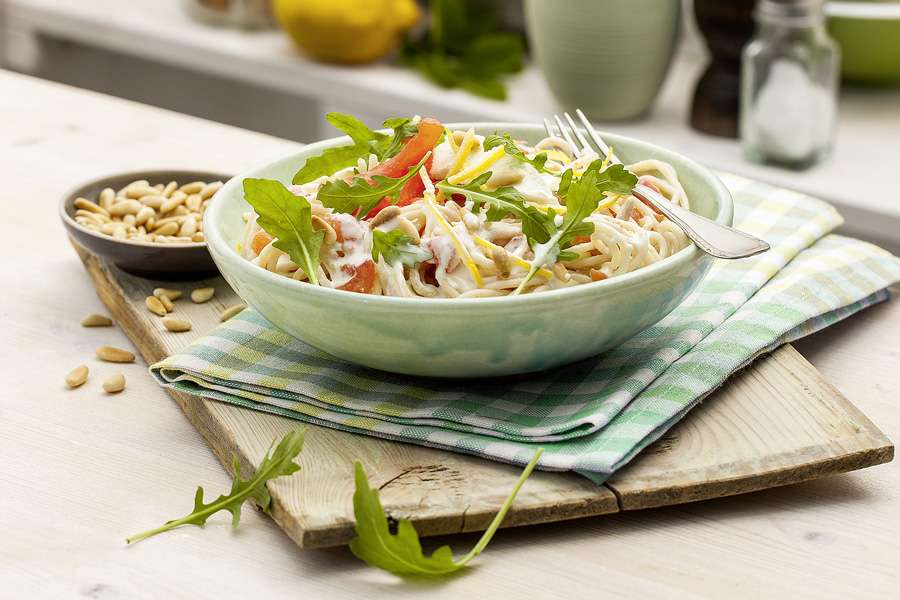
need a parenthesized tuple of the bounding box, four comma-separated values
(827, 1, 900, 84)
(204, 123, 733, 378)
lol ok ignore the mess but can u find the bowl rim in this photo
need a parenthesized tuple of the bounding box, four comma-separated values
(826, 2, 900, 19)
(206, 122, 733, 308)
(59, 169, 232, 250)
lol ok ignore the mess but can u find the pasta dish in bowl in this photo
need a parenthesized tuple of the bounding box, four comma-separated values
(205, 115, 732, 376)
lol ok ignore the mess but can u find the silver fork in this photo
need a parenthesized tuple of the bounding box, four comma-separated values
(545, 110, 770, 259)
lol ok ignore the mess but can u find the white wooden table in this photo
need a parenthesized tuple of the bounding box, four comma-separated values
(4, 0, 900, 250)
(2, 70, 899, 599)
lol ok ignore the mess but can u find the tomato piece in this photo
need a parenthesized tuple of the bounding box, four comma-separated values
(337, 259, 376, 294)
(251, 231, 273, 255)
(590, 269, 607, 282)
(364, 155, 433, 219)
(369, 118, 443, 179)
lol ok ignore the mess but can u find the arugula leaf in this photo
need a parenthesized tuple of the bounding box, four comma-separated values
(326, 112, 387, 150)
(317, 155, 429, 215)
(483, 133, 548, 173)
(437, 174, 553, 245)
(292, 113, 419, 184)
(381, 117, 418, 159)
(292, 143, 371, 185)
(243, 178, 324, 285)
(349, 448, 543, 577)
(513, 169, 605, 295)
(586, 161, 639, 196)
(127, 429, 305, 544)
(372, 229, 433, 267)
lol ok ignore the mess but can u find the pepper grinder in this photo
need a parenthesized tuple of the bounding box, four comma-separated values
(690, 0, 756, 138)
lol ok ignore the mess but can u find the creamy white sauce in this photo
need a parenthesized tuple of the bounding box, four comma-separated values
(322, 213, 372, 288)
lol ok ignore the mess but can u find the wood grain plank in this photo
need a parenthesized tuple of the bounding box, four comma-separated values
(607, 345, 894, 509)
(73, 241, 619, 548)
(72, 239, 893, 548)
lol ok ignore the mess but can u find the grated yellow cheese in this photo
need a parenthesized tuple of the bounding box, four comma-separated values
(446, 146, 506, 185)
(600, 145, 614, 171)
(473, 236, 553, 279)
(447, 128, 476, 178)
(424, 193, 483, 287)
(446, 128, 459, 152)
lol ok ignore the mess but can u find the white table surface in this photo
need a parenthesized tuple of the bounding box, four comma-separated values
(2, 70, 899, 600)
(5, 0, 900, 248)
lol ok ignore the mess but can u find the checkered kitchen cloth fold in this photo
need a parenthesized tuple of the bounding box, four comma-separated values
(151, 173, 900, 484)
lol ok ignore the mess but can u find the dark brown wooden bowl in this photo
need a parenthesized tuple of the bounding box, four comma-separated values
(59, 170, 231, 280)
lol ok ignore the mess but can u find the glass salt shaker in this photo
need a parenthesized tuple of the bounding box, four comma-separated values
(740, 0, 840, 169)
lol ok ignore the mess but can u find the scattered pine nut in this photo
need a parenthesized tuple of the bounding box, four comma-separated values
(220, 303, 246, 322)
(102, 373, 126, 394)
(65, 365, 89, 388)
(96, 346, 135, 363)
(190, 287, 215, 303)
(145, 295, 168, 316)
(157, 293, 174, 312)
(162, 317, 192, 332)
(153, 287, 182, 301)
(80, 313, 113, 327)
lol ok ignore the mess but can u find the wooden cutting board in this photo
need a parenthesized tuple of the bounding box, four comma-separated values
(74, 243, 893, 549)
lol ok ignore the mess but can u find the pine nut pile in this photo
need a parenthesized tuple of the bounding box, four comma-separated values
(73, 178, 223, 243)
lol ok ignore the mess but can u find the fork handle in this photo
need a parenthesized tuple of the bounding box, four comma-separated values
(634, 184, 770, 259)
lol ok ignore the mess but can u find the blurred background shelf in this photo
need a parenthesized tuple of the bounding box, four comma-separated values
(3, 0, 899, 250)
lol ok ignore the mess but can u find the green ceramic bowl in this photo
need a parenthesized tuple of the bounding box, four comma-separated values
(205, 124, 733, 377)
(827, 1, 900, 84)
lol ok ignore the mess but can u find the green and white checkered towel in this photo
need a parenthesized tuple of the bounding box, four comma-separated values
(151, 173, 900, 484)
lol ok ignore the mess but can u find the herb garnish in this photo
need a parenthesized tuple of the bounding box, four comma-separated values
(243, 179, 324, 285)
(317, 155, 429, 215)
(292, 113, 418, 184)
(437, 173, 553, 245)
(483, 133, 549, 173)
(513, 163, 637, 294)
(401, 0, 525, 100)
(127, 429, 305, 544)
(349, 448, 543, 577)
(372, 229, 433, 267)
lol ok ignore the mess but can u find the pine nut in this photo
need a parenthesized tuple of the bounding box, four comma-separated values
(102, 373, 126, 393)
(146, 295, 168, 316)
(157, 293, 174, 312)
(65, 365, 89, 388)
(178, 215, 198, 237)
(190, 287, 215, 303)
(191, 232, 205, 242)
(180, 181, 204, 194)
(123, 214, 136, 227)
(159, 195, 186, 215)
(96, 346, 135, 363)
(134, 206, 155, 226)
(162, 181, 178, 197)
(113, 227, 127, 240)
(173, 205, 190, 216)
(185, 194, 202, 212)
(74, 197, 110, 217)
(124, 185, 159, 199)
(109, 200, 142, 217)
(153, 222, 179, 236)
(162, 317, 192, 332)
(99, 187, 116, 211)
(220, 303, 246, 322)
(139, 195, 166, 210)
(80, 313, 113, 327)
(153, 287, 182, 301)
(118, 180, 148, 195)
(369, 205, 402, 227)
(311, 215, 338, 244)
(199, 181, 222, 200)
(397, 217, 421, 243)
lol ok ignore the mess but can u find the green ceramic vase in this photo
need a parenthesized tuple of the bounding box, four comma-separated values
(525, 0, 681, 120)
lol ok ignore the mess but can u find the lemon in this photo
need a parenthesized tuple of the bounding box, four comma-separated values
(273, 0, 420, 64)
